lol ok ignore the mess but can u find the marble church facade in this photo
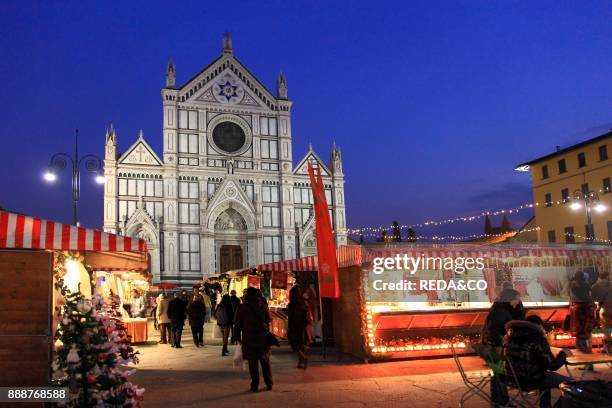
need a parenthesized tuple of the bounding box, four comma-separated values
(102, 34, 347, 285)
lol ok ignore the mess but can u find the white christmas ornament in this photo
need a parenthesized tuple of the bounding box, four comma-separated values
(77, 299, 92, 313)
(66, 346, 80, 364)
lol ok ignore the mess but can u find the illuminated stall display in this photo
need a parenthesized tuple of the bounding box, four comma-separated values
(331, 244, 611, 361)
(0, 209, 150, 388)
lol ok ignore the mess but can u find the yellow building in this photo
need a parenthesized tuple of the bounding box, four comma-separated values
(515, 131, 611, 243)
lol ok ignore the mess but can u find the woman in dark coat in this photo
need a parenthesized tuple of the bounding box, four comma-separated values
(187, 295, 206, 347)
(215, 294, 235, 356)
(234, 286, 273, 392)
(287, 286, 311, 369)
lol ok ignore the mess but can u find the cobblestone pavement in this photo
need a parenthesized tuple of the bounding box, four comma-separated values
(130, 323, 612, 408)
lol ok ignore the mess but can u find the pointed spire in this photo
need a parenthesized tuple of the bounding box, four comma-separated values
(276, 71, 288, 99)
(166, 58, 176, 88)
(105, 123, 116, 144)
(138, 129, 144, 139)
(222, 32, 233, 54)
(501, 215, 512, 232)
(308, 142, 313, 151)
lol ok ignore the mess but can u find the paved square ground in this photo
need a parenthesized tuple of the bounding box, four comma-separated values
(130, 323, 611, 408)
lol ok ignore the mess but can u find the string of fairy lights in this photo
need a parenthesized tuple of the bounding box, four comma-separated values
(347, 186, 611, 235)
(345, 191, 612, 243)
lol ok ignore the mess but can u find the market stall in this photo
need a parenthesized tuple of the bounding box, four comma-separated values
(330, 243, 611, 361)
(0, 210, 149, 386)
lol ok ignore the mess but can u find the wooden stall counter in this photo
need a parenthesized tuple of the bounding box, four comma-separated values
(124, 318, 148, 343)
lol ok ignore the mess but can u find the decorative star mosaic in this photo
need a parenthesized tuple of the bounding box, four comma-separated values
(218, 81, 238, 101)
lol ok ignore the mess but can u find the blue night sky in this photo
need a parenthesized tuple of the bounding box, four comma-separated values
(1, 1, 611, 239)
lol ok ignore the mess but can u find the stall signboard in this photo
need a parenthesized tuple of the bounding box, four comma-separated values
(271, 270, 288, 289)
(247, 275, 261, 288)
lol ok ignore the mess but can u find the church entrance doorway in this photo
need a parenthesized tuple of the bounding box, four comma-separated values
(220, 245, 243, 273)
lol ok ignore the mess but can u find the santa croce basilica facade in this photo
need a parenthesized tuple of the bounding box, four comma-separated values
(102, 34, 347, 285)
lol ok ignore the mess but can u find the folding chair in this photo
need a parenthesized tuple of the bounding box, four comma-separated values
(504, 355, 545, 408)
(450, 344, 492, 407)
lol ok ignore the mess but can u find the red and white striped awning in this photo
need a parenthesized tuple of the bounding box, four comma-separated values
(253, 245, 364, 273)
(0, 210, 147, 253)
(257, 255, 318, 272)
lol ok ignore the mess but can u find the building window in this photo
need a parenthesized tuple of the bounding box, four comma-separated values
(599, 145, 609, 161)
(118, 178, 162, 197)
(294, 208, 311, 227)
(207, 181, 220, 198)
(260, 162, 279, 171)
(558, 159, 566, 174)
(178, 133, 198, 154)
(542, 165, 549, 179)
(293, 187, 313, 205)
(263, 236, 282, 263)
(262, 185, 279, 203)
(604, 177, 611, 194)
(260, 140, 278, 159)
(577, 152, 586, 168)
(178, 110, 198, 130)
(144, 201, 163, 220)
(544, 193, 552, 207)
(179, 203, 200, 224)
(585, 224, 595, 240)
(561, 188, 570, 203)
(179, 181, 199, 199)
(260, 117, 277, 136)
(241, 182, 254, 202)
(547, 230, 556, 243)
(179, 233, 200, 271)
(159, 232, 164, 272)
(564, 227, 575, 244)
(262, 206, 280, 227)
(581, 183, 589, 196)
(118, 200, 137, 221)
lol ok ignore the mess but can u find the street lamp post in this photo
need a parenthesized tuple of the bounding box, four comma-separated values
(44, 129, 105, 226)
(569, 189, 607, 242)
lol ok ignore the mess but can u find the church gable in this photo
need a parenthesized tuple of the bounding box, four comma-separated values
(118, 136, 163, 166)
(293, 150, 331, 177)
(180, 55, 277, 110)
(193, 71, 264, 108)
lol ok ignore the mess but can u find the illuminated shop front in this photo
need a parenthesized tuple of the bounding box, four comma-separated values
(332, 244, 610, 360)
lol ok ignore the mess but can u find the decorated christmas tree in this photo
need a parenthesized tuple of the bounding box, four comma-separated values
(52, 253, 144, 407)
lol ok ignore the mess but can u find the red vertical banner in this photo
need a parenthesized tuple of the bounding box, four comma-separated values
(308, 162, 340, 298)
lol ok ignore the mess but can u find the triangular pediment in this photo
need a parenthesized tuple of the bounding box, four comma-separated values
(118, 136, 163, 166)
(206, 177, 256, 216)
(179, 55, 277, 109)
(193, 72, 265, 108)
(293, 150, 331, 177)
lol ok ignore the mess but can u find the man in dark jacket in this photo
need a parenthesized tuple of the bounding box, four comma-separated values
(480, 288, 521, 407)
(504, 315, 570, 408)
(168, 292, 188, 348)
(187, 295, 206, 347)
(234, 286, 273, 392)
(229, 290, 241, 344)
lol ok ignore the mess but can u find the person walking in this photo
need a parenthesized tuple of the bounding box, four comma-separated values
(287, 286, 312, 369)
(569, 271, 596, 354)
(156, 292, 172, 344)
(187, 294, 206, 347)
(234, 286, 273, 392)
(503, 315, 570, 408)
(229, 290, 241, 343)
(215, 294, 234, 356)
(591, 271, 612, 354)
(168, 292, 187, 348)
